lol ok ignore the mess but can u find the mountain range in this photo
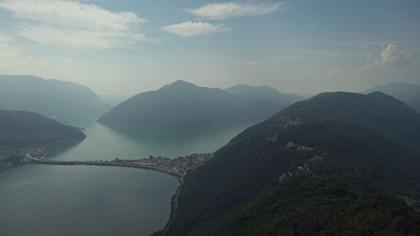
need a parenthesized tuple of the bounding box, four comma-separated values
(0, 74, 110, 126)
(159, 91, 420, 236)
(98, 80, 301, 129)
(1, 75, 420, 234)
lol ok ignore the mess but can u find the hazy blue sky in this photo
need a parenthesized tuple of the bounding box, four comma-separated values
(0, 0, 419, 95)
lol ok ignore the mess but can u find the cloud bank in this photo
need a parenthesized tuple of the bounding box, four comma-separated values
(0, 0, 148, 49)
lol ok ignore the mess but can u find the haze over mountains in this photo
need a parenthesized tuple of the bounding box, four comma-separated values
(0, 75, 110, 126)
(0, 0, 418, 235)
(159, 92, 420, 236)
(99, 80, 301, 129)
(225, 84, 301, 107)
(1, 73, 420, 235)
(366, 83, 420, 112)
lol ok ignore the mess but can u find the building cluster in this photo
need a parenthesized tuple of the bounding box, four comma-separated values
(284, 141, 315, 152)
(138, 153, 213, 177)
(27, 147, 48, 160)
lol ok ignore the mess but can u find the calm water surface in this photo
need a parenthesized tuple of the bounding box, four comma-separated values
(0, 122, 249, 236)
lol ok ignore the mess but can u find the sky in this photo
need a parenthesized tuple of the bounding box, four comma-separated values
(0, 0, 419, 96)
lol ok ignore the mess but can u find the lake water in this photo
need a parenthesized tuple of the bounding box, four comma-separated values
(0, 122, 250, 236)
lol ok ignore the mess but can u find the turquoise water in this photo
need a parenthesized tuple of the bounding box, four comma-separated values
(0, 122, 249, 236)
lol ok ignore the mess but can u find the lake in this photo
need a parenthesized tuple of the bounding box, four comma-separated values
(0, 122, 250, 236)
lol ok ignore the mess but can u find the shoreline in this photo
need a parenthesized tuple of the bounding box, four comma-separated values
(21, 153, 212, 236)
(158, 181, 182, 236)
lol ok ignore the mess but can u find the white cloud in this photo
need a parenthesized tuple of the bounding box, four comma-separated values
(186, 2, 284, 20)
(356, 44, 414, 73)
(18, 24, 147, 49)
(163, 21, 229, 37)
(379, 44, 414, 66)
(0, 0, 148, 49)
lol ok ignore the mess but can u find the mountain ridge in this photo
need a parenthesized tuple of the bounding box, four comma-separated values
(98, 80, 301, 129)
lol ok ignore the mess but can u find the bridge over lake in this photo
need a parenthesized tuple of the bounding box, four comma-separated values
(22, 153, 213, 183)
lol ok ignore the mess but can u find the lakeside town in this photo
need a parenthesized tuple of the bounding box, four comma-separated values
(121, 153, 213, 178)
(19, 147, 212, 181)
(1, 143, 212, 184)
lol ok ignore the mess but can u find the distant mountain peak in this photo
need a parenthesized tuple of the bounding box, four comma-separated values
(162, 80, 198, 90)
(365, 83, 420, 112)
(366, 91, 393, 98)
(98, 80, 301, 129)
